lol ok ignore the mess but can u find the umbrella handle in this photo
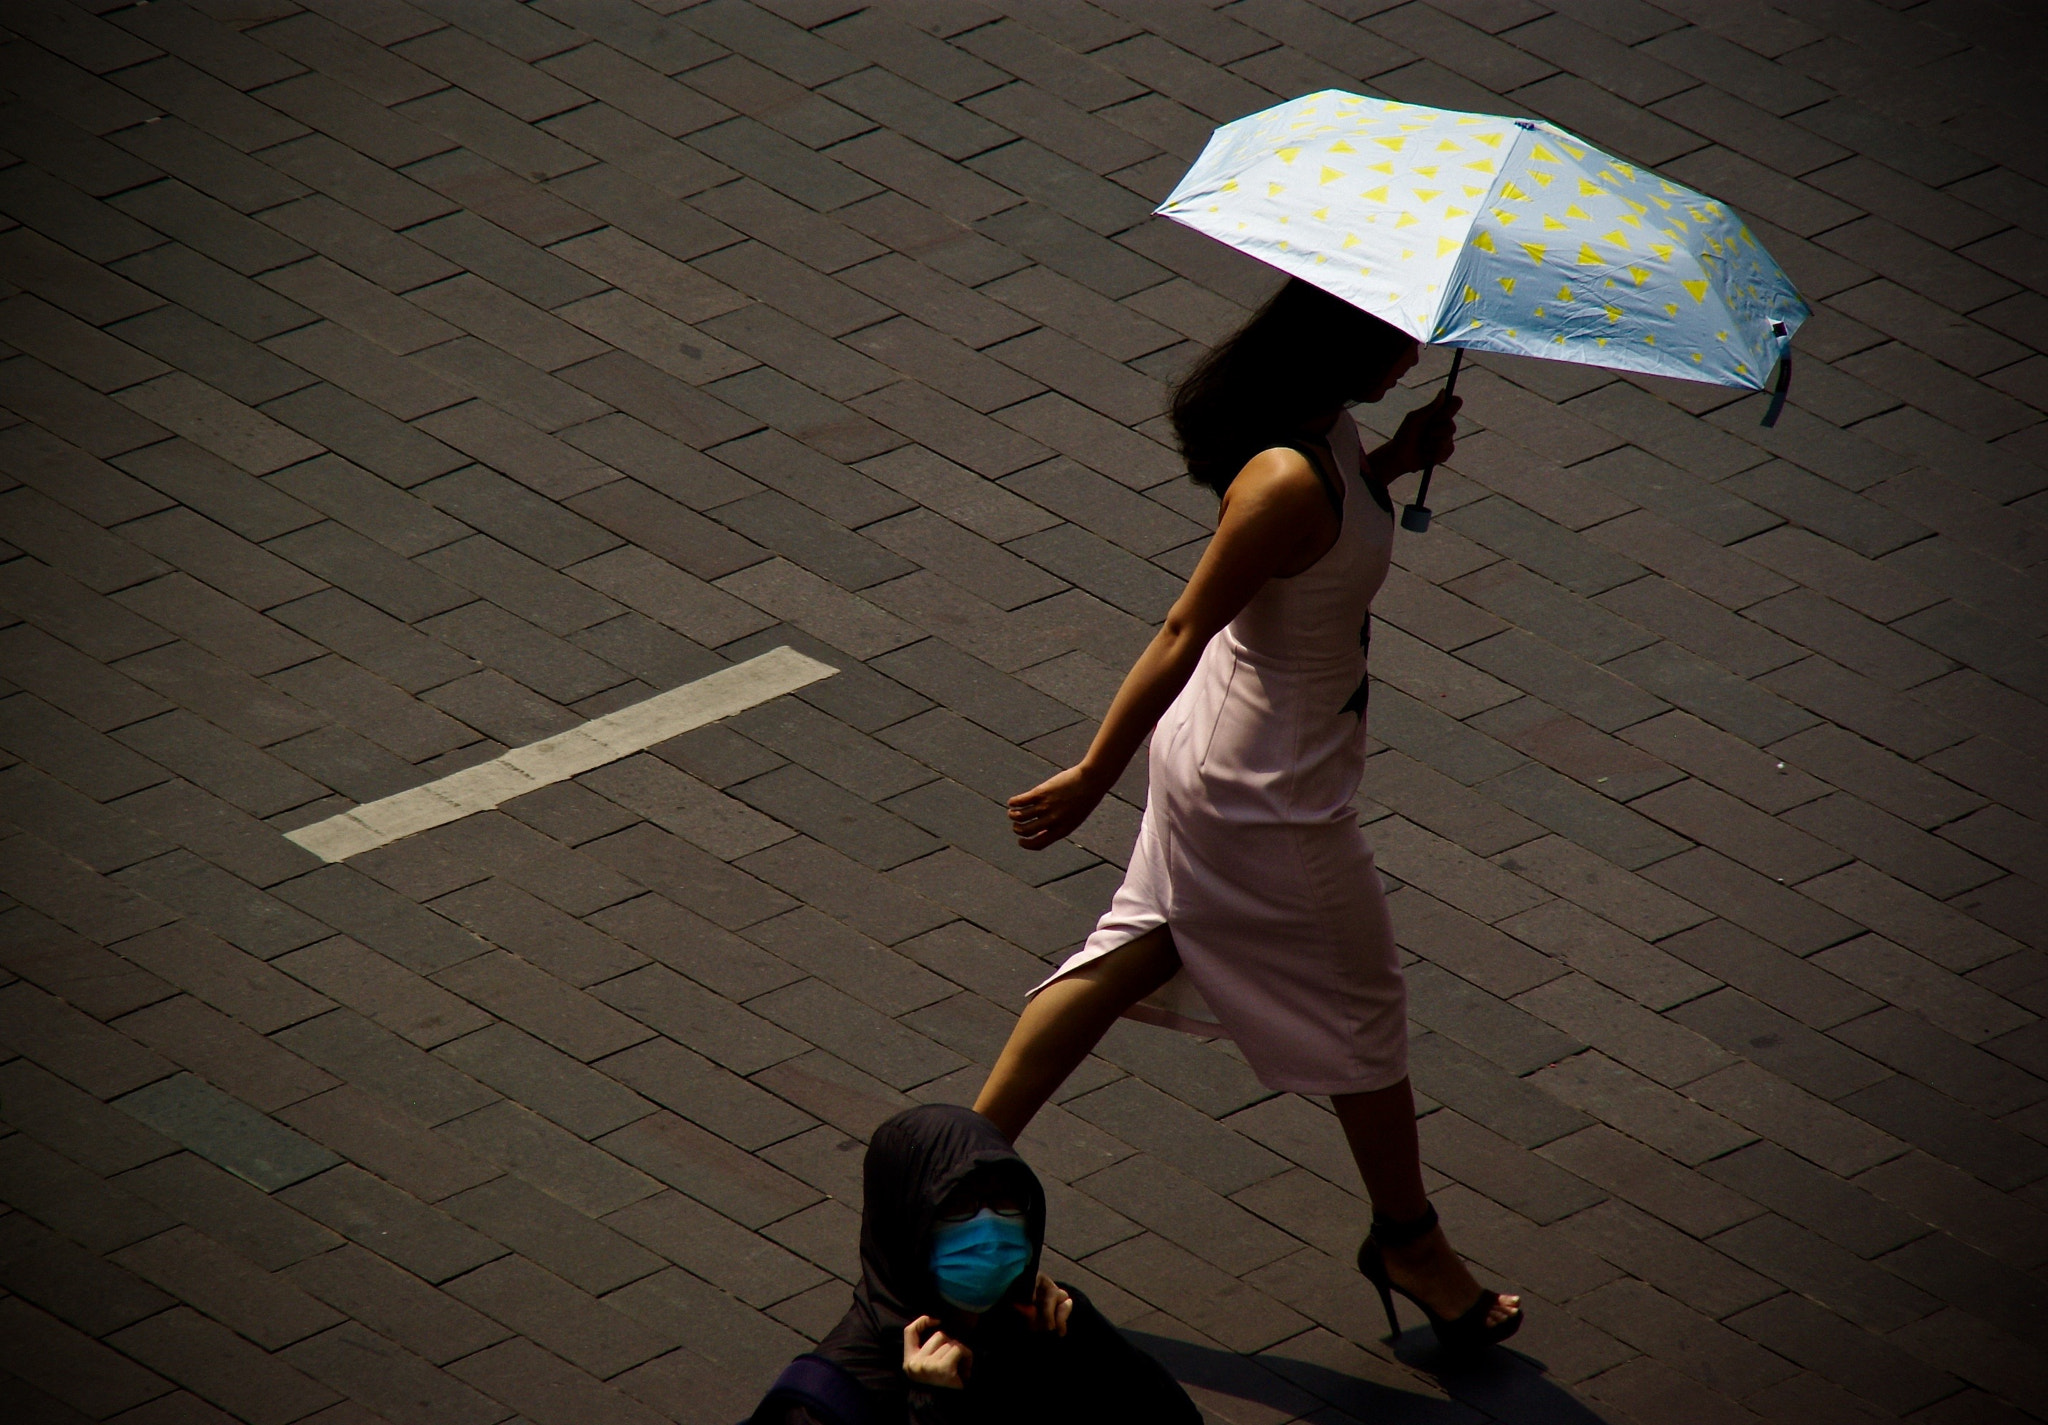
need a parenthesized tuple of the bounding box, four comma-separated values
(1401, 348, 1463, 534)
(1761, 352, 1791, 428)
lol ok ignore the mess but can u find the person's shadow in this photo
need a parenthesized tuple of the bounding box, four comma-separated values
(1125, 1326, 1610, 1424)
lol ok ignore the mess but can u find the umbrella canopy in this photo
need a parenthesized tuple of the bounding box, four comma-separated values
(1156, 91, 1808, 394)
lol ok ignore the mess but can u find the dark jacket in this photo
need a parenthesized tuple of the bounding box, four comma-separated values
(750, 1105, 1197, 1425)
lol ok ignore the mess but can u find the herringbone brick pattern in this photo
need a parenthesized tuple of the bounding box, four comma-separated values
(0, 0, 2044, 1420)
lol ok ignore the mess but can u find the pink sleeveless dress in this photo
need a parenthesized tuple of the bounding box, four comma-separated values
(1032, 410, 1406, 1096)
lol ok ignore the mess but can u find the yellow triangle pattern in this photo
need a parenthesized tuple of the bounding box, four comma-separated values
(1156, 92, 1799, 384)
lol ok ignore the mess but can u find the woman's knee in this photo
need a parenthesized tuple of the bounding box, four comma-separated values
(1091, 925, 1180, 998)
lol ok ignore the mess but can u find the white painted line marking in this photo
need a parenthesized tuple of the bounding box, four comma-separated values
(285, 646, 838, 862)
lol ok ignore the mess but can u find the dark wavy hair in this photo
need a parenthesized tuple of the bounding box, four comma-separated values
(1170, 277, 1416, 497)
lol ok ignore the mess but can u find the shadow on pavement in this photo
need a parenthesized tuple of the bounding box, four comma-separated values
(1129, 1327, 1608, 1424)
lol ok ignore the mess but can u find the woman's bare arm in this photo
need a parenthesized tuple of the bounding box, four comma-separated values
(1007, 451, 1333, 849)
(1364, 388, 1461, 493)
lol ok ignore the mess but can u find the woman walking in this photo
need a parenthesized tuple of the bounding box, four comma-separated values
(974, 277, 1521, 1352)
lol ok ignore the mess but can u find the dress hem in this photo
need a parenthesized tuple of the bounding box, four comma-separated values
(1249, 1059, 1412, 1097)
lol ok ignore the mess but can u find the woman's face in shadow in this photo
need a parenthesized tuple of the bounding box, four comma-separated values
(934, 1179, 1027, 1225)
(1355, 339, 1421, 402)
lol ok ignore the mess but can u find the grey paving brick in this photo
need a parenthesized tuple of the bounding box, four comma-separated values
(702, 305, 890, 407)
(0, 227, 161, 331)
(0, 1213, 172, 1339)
(576, 814, 792, 924)
(1596, 576, 1804, 680)
(749, 977, 964, 1090)
(726, 836, 947, 951)
(0, 354, 173, 458)
(750, 1046, 918, 1145)
(445, 1106, 652, 1223)
(1669, 986, 1888, 1101)
(670, 56, 851, 153)
(0, 832, 175, 953)
(0, 691, 171, 803)
(606, 1187, 823, 1310)
(261, 385, 468, 488)
(278, 1083, 499, 1202)
(113, 910, 330, 1025)
(1411, 1106, 1605, 1231)
(432, 879, 639, 984)
(567, 610, 729, 694)
(281, 1163, 507, 1285)
(579, 883, 788, 995)
(278, 1008, 498, 1126)
(432, 949, 649, 1061)
(113, 1224, 341, 1349)
(1836, 1006, 2043, 1116)
(740, 902, 951, 1014)
(110, 239, 322, 346)
(1730, 1292, 1960, 1415)
(721, 761, 934, 870)
(586, 958, 803, 1076)
(112, 1149, 333, 1273)
(0, 1055, 176, 1176)
(0, 902, 173, 1021)
(597, 1105, 819, 1233)
(282, 1319, 508, 1424)
(1633, 778, 1845, 882)
(273, 721, 424, 802)
(116, 1072, 339, 1191)
(538, 46, 725, 140)
(442, 1176, 664, 1302)
(1644, 847, 1860, 954)
(433, 1022, 653, 1141)
(1449, 562, 1655, 666)
(0, 1136, 175, 1261)
(276, 866, 492, 975)
(603, 1037, 812, 1159)
(1841, 1073, 2048, 1192)
(0, 1295, 173, 1418)
(1516, 972, 1731, 1090)
(0, 291, 166, 397)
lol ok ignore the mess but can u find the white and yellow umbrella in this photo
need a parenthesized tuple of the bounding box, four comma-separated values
(1157, 92, 1810, 525)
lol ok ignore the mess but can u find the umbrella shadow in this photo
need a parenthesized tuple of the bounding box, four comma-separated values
(1127, 1327, 1608, 1425)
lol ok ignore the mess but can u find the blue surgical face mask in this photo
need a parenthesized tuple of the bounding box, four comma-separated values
(928, 1207, 1031, 1312)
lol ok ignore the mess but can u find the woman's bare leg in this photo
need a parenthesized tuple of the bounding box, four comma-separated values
(1334, 1081, 1518, 1328)
(974, 926, 1181, 1141)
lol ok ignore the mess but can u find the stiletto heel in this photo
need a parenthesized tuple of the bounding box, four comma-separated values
(1355, 1203, 1523, 1354)
(1368, 1270, 1400, 1338)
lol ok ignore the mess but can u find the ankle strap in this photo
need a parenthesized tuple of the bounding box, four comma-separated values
(1370, 1202, 1439, 1249)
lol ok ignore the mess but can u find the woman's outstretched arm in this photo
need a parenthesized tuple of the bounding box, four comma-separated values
(1007, 451, 1333, 850)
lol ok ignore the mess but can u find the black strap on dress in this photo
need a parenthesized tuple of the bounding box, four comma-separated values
(1275, 433, 1383, 718)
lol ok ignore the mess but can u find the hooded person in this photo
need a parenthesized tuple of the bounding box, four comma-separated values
(749, 1104, 1198, 1425)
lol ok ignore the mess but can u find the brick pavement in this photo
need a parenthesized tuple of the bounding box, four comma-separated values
(0, 0, 2044, 1420)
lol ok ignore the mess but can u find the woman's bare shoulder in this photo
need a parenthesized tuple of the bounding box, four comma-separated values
(1226, 446, 1327, 511)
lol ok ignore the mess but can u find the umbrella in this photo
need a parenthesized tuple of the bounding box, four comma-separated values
(1155, 91, 1810, 530)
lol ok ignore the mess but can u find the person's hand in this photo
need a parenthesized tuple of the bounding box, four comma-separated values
(1372, 388, 1461, 481)
(1014, 1273, 1073, 1335)
(903, 1315, 971, 1389)
(1008, 764, 1110, 850)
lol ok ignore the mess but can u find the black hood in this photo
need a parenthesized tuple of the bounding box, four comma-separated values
(817, 1104, 1046, 1394)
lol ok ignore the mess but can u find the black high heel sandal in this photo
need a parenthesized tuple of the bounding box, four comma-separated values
(1356, 1203, 1523, 1353)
